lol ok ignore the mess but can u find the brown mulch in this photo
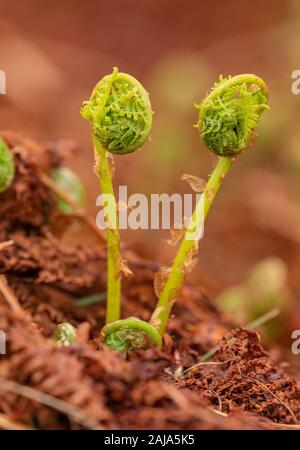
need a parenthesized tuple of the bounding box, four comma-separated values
(0, 132, 299, 430)
(0, 302, 279, 430)
(179, 328, 300, 424)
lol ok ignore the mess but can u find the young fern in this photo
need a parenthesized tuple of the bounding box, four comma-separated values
(51, 167, 86, 214)
(0, 138, 15, 193)
(53, 322, 77, 346)
(82, 67, 153, 155)
(150, 74, 269, 336)
(102, 317, 162, 356)
(198, 74, 269, 156)
(81, 67, 157, 354)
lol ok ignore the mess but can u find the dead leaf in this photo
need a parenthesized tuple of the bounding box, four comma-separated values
(154, 266, 171, 297)
(150, 306, 165, 329)
(181, 173, 206, 193)
(120, 259, 133, 278)
(183, 246, 199, 274)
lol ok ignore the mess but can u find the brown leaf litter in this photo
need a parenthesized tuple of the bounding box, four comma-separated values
(179, 329, 300, 424)
(0, 132, 299, 429)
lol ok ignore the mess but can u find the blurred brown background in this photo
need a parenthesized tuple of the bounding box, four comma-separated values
(1, 0, 300, 325)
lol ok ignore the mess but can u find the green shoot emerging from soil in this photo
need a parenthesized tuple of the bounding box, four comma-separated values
(150, 74, 269, 336)
(0, 138, 15, 193)
(81, 68, 155, 353)
(102, 318, 162, 356)
(53, 322, 77, 346)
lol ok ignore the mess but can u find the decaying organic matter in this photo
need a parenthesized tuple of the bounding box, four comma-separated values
(0, 132, 300, 430)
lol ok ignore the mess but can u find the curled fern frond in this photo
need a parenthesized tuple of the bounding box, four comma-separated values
(0, 138, 15, 193)
(105, 328, 149, 356)
(195, 74, 269, 156)
(51, 167, 86, 214)
(81, 67, 153, 155)
(102, 317, 162, 356)
(53, 322, 77, 346)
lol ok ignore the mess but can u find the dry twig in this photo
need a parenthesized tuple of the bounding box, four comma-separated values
(0, 275, 23, 315)
(0, 376, 104, 430)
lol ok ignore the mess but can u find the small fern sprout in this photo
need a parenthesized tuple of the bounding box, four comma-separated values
(150, 74, 269, 336)
(51, 167, 86, 214)
(53, 322, 77, 346)
(196, 74, 269, 156)
(81, 67, 153, 155)
(81, 68, 153, 335)
(0, 138, 15, 193)
(102, 318, 162, 357)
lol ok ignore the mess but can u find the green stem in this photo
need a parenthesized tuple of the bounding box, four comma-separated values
(102, 317, 162, 348)
(94, 137, 121, 324)
(151, 156, 233, 335)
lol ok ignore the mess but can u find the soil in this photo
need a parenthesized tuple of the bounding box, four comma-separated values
(0, 132, 299, 430)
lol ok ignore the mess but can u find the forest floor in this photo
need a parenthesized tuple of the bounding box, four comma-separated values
(0, 132, 299, 430)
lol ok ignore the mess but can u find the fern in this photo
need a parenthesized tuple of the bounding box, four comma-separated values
(0, 138, 15, 193)
(196, 74, 269, 156)
(81, 67, 153, 155)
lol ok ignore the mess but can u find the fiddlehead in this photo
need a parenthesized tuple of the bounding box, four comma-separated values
(151, 74, 269, 336)
(53, 322, 77, 346)
(81, 68, 153, 344)
(0, 138, 15, 193)
(81, 67, 153, 155)
(51, 167, 86, 214)
(195, 74, 269, 156)
(102, 318, 162, 357)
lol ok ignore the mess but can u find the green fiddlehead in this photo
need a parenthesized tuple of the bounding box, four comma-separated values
(53, 322, 77, 346)
(0, 138, 15, 193)
(51, 167, 86, 214)
(81, 68, 154, 351)
(81, 67, 153, 155)
(196, 74, 269, 156)
(102, 318, 162, 357)
(150, 74, 269, 336)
